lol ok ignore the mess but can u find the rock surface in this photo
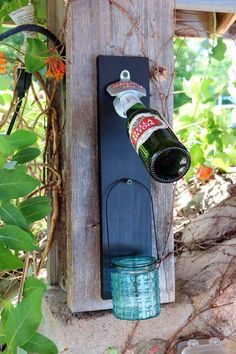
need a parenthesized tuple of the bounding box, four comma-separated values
(40, 193, 236, 354)
(177, 195, 236, 339)
(182, 206, 236, 247)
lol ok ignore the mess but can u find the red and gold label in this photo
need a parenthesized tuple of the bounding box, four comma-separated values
(128, 113, 168, 152)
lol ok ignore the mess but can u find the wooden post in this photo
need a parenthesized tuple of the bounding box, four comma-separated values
(176, 0, 236, 13)
(48, 0, 175, 312)
(46, 2, 66, 288)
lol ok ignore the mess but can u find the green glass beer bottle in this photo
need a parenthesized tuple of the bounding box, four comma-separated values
(126, 98, 191, 183)
(107, 70, 191, 183)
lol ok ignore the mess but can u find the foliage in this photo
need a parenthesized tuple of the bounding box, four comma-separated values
(25, 38, 49, 73)
(0, 0, 65, 81)
(106, 347, 119, 354)
(0, 1, 64, 353)
(174, 36, 236, 180)
(0, 0, 46, 26)
(0, 130, 57, 353)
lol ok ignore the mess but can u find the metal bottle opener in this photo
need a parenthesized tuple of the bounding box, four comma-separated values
(107, 70, 146, 118)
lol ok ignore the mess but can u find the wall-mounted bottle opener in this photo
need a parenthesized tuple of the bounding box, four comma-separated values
(97, 55, 152, 300)
(106, 69, 146, 118)
(97, 55, 191, 303)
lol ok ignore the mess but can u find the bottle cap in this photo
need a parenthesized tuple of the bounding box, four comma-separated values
(107, 70, 146, 118)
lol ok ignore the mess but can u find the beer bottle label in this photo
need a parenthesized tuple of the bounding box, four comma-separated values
(128, 113, 168, 152)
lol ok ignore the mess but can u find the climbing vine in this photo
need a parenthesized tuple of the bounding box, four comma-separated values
(0, 0, 67, 353)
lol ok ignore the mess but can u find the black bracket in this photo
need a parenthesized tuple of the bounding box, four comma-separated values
(97, 55, 152, 299)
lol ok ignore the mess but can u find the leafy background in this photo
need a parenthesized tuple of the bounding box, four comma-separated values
(174, 36, 236, 180)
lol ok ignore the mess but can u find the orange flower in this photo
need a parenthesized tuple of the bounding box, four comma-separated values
(45, 49, 66, 81)
(0, 51, 7, 74)
(197, 164, 213, 181)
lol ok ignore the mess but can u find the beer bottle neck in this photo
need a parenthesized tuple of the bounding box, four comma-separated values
(119, 93, 145, 117)
(127, 102, 146, 118)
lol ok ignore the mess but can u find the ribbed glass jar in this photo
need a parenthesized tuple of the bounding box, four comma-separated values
(111, 256, 160, 320)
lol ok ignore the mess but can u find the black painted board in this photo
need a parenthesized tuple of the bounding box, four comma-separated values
(97, 55, 152, 299)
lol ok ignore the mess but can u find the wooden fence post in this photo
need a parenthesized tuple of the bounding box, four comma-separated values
(48, 0, 175, 312)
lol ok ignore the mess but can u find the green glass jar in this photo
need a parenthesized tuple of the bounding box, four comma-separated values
(111, 256, 160, 320)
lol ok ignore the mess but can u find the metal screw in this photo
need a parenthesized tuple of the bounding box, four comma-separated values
(120, 70, 130, 81)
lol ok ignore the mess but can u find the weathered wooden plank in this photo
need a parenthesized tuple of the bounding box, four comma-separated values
(49, 0, 175, 312)
(176, 0, 236, 14)
(175, 10, 236, 38)
(46, 1, 67, 288)
(228, 21, 236, 37)
(146, 3, 175, 304)
(216, 13, 236, 34)
(175, 10, 211, 37)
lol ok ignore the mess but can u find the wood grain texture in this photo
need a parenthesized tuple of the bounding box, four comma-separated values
(228, 21, 236, 37)
(175, 10, 236, 38)
(49, 0, 175, 312)
(46, 1, 67, 288)
(216, 13, 236, 34)
(176, 0, 236, 13)
(175, 10, 211, 37)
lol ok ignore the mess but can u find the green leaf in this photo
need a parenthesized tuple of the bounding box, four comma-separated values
(12, 148, 40, 164)
(23, 277, 47, 298)
(21, 332, 58, 354)
(0, 156, 5, 169)
(190, 144, 205, 167)
(4, 0, 27, 13)
(174, 37, 187, 49)
(183, 76, 201, 101)
(200, 78, 215, 103)
(0, 3, 8, 26)
(35, 0, 47, 21)
(19, 196, 51, 224)
(8, 130, 37, 150)
(4, 344, 17, 354)
(0, 248, 23, 270)
(212, 38, 227, 61)
(223, 132, 236, 146)
(212, 153, 230, 171)
(1, 301, 14, 326)
(25, 38, 49, 73)
(0, 94, 13, 106)
(0, 135, 14, 166)
(207, 129, 221, 144)
(0, 77, 12, 91)
(0, 166, 40, 200)
(107, 347, 119, 354)
(174, 93, 191, 109)
(184, 166, 195, 183)
(0, 225, 38, 251)
(4, 288, 44, 347)
(0, 202, 28, 230)
(0, 325, 5, 344)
